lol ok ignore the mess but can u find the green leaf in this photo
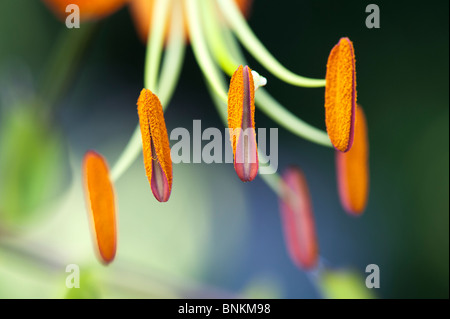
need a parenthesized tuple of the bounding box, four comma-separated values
(0, 102, 66, 226)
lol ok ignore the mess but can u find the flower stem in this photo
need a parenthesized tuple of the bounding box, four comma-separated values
(200, 0, 238, 76)
(256, 89, 332, 147)
(192, 0, 283, 195)
(110, 125, 142, 181)
(157, 0, 185, 108)
(185, 0, 228, 102)
(217, 0, 326, 88)
(207, 82, 282, 197)
(144, 0, 172, 92)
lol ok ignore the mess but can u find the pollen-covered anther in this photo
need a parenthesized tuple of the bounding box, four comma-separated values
(336, 105, 369, 215)
(325, 37, 357, 152)
(83, 151, 117, 265)
(279, 166, 319, 270)
(137, 88, 173, 202)
(227, 65, 259, 182)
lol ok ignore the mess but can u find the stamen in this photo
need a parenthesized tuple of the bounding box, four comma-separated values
(228, 65, 259, 182)
(137, 88, 173, 202)
(336, 106, 369, 215)
(82, 151, 117, 265)
(110, 0, 185, 182)
(279, 166, 318, 270)
(325, 37, 357, 152)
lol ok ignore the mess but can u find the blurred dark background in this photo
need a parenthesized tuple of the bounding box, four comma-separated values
(0, 0, 448, 298)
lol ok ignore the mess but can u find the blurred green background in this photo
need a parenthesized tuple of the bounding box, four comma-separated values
(0, 0, 448, 298)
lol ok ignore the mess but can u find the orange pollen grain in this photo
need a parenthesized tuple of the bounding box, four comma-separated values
(325, 37, 357, 152)
(137, 88, 173, 195)
(336, 106, 369, 215)
(83, 151, 117, 265)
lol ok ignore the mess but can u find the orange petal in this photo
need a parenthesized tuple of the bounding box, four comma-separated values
(325, 37, 357, 152)
(336, 106, 369, 215)
(129, 0, 253, 43)
(137, 88, 173, 202)
(235, 0, 254, 18)
(129, 0, 182, 44)
(227, 65, 259, 182)
(42, 0, 129, 22)
(83, 151, 117, 264)
(279, 166, 318, 270)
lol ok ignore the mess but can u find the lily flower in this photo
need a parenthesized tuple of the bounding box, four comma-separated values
(42, 0, 370, 274)
(107, 0, 333, 192)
